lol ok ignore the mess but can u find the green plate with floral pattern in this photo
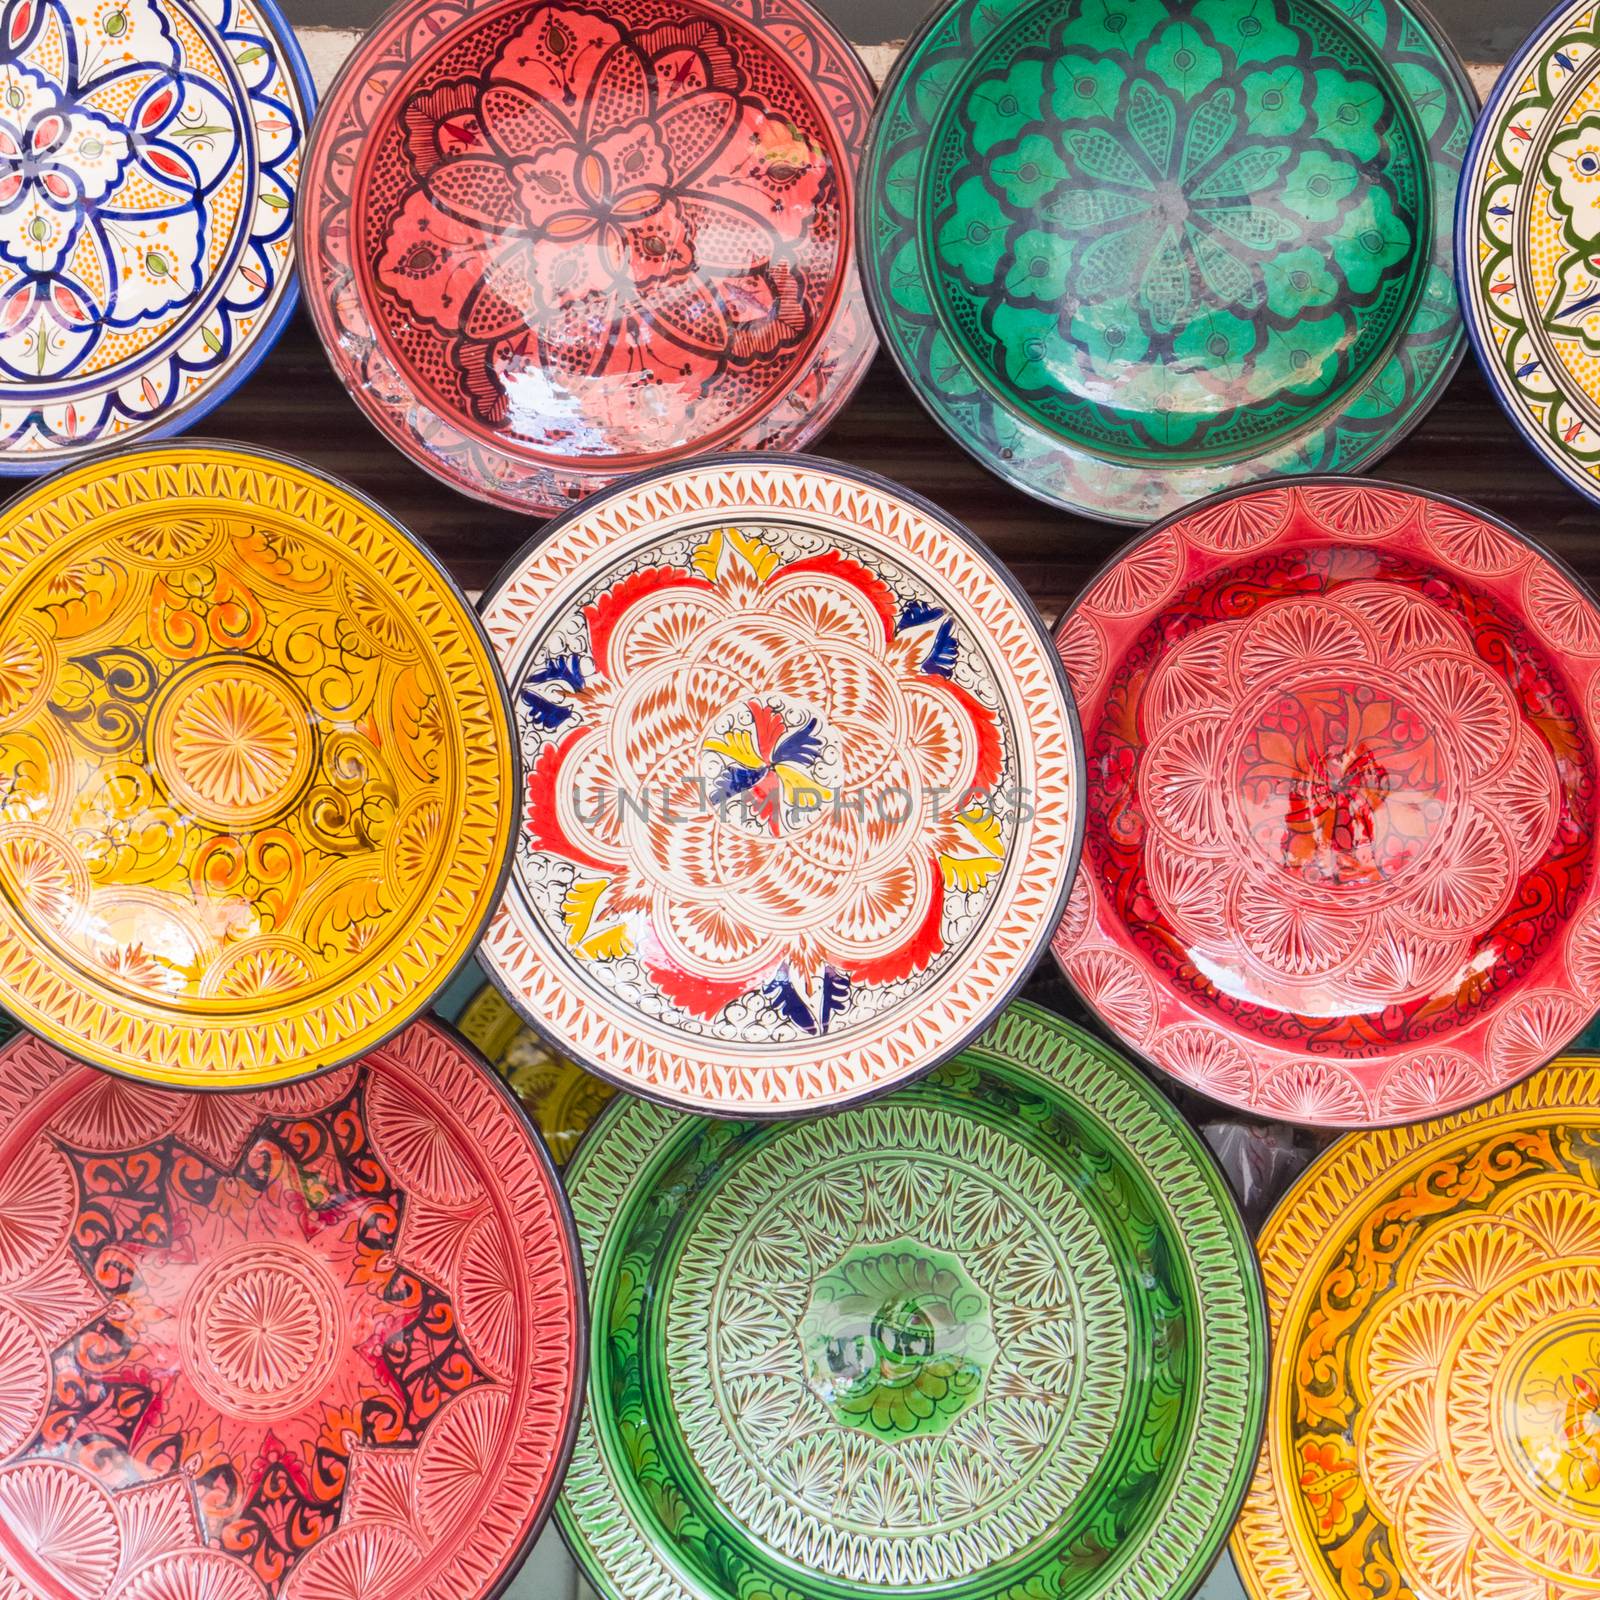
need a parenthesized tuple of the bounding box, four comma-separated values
(860, 0, 1474, 522)
(556, 1001, 1266, 1600)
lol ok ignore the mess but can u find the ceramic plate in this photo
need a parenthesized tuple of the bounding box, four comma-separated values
(1233, 1056, 1600, 1600)
(1052, 478, 1600, 1127)
(454, 977, 615, 1164)
(0, 0, 312, 470)
(1459, 0, 1600, 504)
(860, 0, 1473, 523)
(559, 1002, 1266, 1600)
(0, 442, 518, 1088)
(478, 454, 1084, 1115)
(299, 0, 875, 514)
(0, 1019, 584, 1600)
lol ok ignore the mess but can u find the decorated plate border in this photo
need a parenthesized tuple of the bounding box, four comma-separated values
(0, 438, 522, 1091)
(1051, 474, 1600, 1128)
(858, 0, 1476, 524)
(476, 452, 1085, 1117)
(296, 0, 878, 515)
(1457, 0, 1600, 505)
(0, 0, 316, 472)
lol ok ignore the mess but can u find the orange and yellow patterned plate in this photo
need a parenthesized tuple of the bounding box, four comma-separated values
(1234, 1056, 1600, 1600)
(0, 443, 518, 1088)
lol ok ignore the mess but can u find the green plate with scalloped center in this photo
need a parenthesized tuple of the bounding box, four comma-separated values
(859, 0, 1474, 523)
(556, 1001, 1266, 1600)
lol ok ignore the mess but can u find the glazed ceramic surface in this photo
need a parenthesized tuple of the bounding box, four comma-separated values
(0, 443, 518, 1088)
(861, 0, 1472, 523)
(1233, 1057, 1600, 1600)
(455, 978, 614, 1165)
(0, 0, 312, 468)
(1459, 0, 1600, 505)
(0, 1020, 584, 1600)
(299, 0, 875, 514)
(1052, 479, 1600, 1127)
(478, 455, 1083, 1115)
(559, 1002, 1266, 1600)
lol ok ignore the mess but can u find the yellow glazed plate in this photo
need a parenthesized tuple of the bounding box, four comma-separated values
(455, 979, 614, 1166)
(0, 443, 518, 1088)
(1234, 1055, 1600, 1600)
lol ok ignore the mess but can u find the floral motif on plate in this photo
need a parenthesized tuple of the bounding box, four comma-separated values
(559, 1001, 1266, 1600)
(0, 0, 311, 467)
(478, 456, 1083, 1114)
(1053, 479, 1600, 1126)
(1458, 0, 1600, 505)
(0, 444, 518, 1088)
(0, 1021, 583, 1600)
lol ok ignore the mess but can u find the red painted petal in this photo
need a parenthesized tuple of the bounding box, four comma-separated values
(40, 170, 72, 202)
(139, 86, 176, 130)
(30, 113, 62, 152)
(773, 552, 899, 644)
(584, 568, 714, 679)
(145, 147, 189, 184)
(747, 701, 784, 760)
(52, 282, 90, 323)
(641, 952, 751, 1019)
(8, 0, 33, 49)
(525, 731, 616, 873)
(0, 282, 35, 332)
(923, 675, 1005, 795)
(0, 171, 23, 204)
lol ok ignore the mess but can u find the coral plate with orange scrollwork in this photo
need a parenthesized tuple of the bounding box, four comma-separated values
(298, 0, 875, 514)
(0, 1020, 583, 1600)
(1232, 1055, 1600, 1600)
(478, 455, 1083, 1115)
(0, 443, 518, 1088)
(1052, 477, 1600, 1127)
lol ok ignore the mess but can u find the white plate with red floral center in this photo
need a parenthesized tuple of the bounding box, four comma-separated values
(1052, 477, 1600, 1129)
(478, 454, 1084, 1114)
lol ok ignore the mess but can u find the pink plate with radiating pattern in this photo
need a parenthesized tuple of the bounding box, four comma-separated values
(479, 454, 1084, 1115)
(298, 0, 875, 513)
(0, 1020, 584, 1600)
(1052, 478, 1600, 1128)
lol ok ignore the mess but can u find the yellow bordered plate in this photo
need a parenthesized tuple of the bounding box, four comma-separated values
(0, 442, 518, 1088)
(1233, 1055, 1600, 1600)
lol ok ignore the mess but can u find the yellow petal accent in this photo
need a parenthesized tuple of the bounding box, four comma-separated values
(957, 806, 1005, 857)
(704, 730, 764, 769)
(691, 526, 780, 584)
(940, 853, 1005, 892)
(561, 877, 632, 960)
(773, 763, 830, 810)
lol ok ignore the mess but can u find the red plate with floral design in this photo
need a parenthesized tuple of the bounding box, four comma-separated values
(479, 454, 1084, 1115)
(0, 1020, 584, 1600)
(298, 0, 875, 512)
(1053, 479, 1600, 1128)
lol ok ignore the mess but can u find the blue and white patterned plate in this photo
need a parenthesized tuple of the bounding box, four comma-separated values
(0, 0, 312, 469)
